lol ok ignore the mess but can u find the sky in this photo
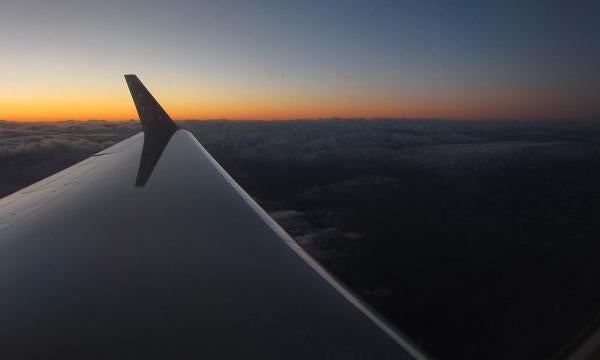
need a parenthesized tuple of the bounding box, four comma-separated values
(0, 0, 599, 121)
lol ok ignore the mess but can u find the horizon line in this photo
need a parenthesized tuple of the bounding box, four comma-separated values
(2, 116, 599, 123)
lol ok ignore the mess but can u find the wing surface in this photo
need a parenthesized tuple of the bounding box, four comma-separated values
(0, 75, 425, 359)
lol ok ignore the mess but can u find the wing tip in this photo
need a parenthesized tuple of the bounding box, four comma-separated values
(124, 74, 139, 85)
(124, 74, 178, 135)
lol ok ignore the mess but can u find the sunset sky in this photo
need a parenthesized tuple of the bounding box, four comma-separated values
(1, 0, 599, 121)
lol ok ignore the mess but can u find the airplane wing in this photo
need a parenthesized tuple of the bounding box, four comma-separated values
(0, 75, 425, 359)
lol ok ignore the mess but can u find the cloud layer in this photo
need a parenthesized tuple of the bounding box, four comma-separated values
(2, 118, 600, 359)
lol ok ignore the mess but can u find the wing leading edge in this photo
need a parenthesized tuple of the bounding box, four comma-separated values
(0, 75, 426, 359)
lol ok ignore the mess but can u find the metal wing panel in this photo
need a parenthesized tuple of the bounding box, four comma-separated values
(0, 129, 422, 359)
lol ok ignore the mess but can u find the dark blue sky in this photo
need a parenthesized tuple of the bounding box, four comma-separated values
(1, 0, 599, 120)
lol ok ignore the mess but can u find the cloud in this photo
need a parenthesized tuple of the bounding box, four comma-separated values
(0, 121, 140, 196)
(0, 137, 102, 157)
(0, 120, 140, 158)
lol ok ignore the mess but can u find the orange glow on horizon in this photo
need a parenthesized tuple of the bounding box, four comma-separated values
(1, 84, 597, 122)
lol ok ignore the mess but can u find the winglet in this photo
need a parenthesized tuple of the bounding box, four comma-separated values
(124, 74, 178, 136)
(124, 75, 178, 187)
